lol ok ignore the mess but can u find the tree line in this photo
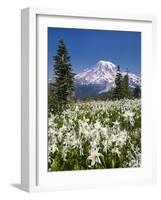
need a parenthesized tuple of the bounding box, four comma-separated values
(108, 66, 141, 100)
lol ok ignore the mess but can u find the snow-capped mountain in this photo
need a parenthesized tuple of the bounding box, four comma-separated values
(74, 60, 141, 94)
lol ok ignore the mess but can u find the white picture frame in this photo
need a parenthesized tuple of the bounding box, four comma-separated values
(21, 7, 157, 192)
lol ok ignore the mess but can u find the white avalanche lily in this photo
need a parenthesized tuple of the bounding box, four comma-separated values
(50, 144, 58, 154)
(112, 120, 120, 128)
(123, 110, 135, 120)
(88, 148, 103, 166)
(94, 120, 101, 130)
(48, 99, 141, 170)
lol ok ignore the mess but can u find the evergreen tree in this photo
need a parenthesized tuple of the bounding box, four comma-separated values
(122, 70, 130, 98)
(52, 39, 74, 113)
(113, 65, 123, 100)
(107, 88, 115, 100)
(133, 85, 141, 98)
(48, 85, 56, 114)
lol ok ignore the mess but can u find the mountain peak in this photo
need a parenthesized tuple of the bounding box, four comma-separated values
(94, 60, 117, 74)
(97, 60, 115, 65)
(74, 60, 141, 93)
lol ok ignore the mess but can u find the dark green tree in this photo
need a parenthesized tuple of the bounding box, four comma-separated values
(52, 39, 74, 113)
(122, 70, 130, 98)
(133, 85, 141, 98)
(107, 87, 115, 100)
(113, 65, 123, 100)
(48, 81, 56, 115)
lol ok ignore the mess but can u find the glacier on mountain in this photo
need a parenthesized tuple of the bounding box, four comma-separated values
(74, 60, 141, 94)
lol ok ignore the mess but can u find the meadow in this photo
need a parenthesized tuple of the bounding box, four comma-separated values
(48, 99, 141, 171)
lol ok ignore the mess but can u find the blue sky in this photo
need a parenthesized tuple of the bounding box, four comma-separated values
(48, 27, 141, 79)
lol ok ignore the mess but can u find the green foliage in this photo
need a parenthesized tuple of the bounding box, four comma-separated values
(133, 85, 141, 98)
(108, 67, 136, 100)
(107, 87, 115, 100)
(50, 39, 74, 114)
(113, 65, 123, 100)
(121, 71, 131, 98)
(48, 83, 56, 114)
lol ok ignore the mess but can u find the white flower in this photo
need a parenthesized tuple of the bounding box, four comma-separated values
(62, 145, 68, 161)
(110, 134, 117, 143)
(101, 127, 107, 137)
(112, 120, 120, 129)
(123, 111, 135, 120)
(75, 106, 79, 112)
(50, 144, 58, 154)
(48, 155, 52, 164)
(90, 140, 98, 149)
(116, 130, 127, 147)
(88, 148, 103, 166)
(57, 130, 64, 143)
(129, 118, 135, 126)
(102, 140, 109, 153)
(111, 147, 121, 157)
(71, 138, 80, 149)
(94, 121, 101, 130)
(79, 143, 84, 156)
(48, 99, 141, 169)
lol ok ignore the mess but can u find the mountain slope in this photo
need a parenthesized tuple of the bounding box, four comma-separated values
(74, 60, 141, 95)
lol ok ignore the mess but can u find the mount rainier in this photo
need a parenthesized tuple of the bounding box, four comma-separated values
(74, 60, 141, 98)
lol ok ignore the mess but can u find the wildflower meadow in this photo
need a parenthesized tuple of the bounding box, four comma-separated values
(48, 99, 141, 171)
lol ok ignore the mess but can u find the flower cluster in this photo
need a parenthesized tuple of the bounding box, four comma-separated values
(48, 99, 141, 171)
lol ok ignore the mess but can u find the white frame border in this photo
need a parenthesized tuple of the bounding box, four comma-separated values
(21, 7, 157, 192)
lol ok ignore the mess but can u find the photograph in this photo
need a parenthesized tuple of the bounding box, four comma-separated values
(47, 27, 141, 171)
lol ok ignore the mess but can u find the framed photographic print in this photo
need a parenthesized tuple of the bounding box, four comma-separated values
(21, 7, 156, 192)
